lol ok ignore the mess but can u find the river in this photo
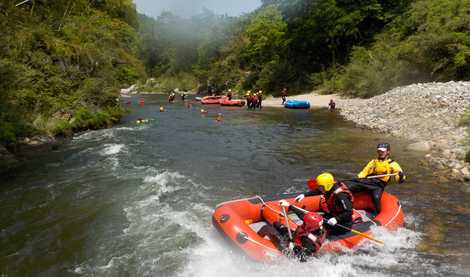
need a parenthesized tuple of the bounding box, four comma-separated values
(1, 95, 469, 276)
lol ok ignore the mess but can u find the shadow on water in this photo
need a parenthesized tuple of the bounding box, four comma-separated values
(0, 95, 469, 276)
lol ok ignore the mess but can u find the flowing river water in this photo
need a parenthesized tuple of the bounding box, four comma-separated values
(1, 95, 469, 276)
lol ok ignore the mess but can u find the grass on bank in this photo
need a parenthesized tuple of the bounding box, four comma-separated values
(41, 106, 127, 137)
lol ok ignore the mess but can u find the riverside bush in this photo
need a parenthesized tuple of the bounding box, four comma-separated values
(0, 0, 144, 144)
(331, 0, 470, 97)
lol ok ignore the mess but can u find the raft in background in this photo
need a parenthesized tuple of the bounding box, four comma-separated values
(220, 99, 245, 107)
(201, 95, 224, 105)
(200, 95, 246, 107)
(284, 99, 310, 109)
(212, 191, 404, 262)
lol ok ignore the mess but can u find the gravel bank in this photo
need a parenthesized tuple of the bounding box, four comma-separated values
(338, 81, 470, 182)
(262, 93, 341, 108)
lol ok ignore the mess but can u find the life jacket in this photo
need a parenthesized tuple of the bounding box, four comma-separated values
(293, 226, 325, 254)
(370, 159, 395, 183)
(320, 182, 353, 216)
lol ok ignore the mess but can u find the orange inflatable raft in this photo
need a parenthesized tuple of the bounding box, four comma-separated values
(212, 192, 404, 262)
(201, 95, 224, 104)
(220, 99, 245, 107)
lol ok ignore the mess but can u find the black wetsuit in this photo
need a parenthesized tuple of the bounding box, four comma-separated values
(346, 179, 384, 214)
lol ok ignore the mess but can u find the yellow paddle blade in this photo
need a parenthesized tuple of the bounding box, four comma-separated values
(350, 229, 384, 245)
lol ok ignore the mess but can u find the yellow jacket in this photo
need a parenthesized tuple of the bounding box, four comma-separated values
(357, 158, 405, 184)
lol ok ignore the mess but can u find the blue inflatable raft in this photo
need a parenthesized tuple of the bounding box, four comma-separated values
(284, 99, 310, 109)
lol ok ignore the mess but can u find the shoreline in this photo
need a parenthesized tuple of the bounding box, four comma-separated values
(339, 82, 469, 182)
(262, 92, 341, 108)
(3, 83, 469, 182)
(261, 82, 469, 182)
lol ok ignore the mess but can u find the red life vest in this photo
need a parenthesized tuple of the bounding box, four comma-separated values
(293, 226, 326, 254)
(319, 182, 353, 215)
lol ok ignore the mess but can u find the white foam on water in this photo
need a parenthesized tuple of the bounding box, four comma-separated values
(72, 125, 147, 143)
(100, 144, 126, 156)
(175, 226, 423, 277)
(116, 125, 150, 131)
(96, 144, 127, 171)
(73, 129, 115, 141)
(115, 127, 135, 131)
(175, 213, 424, 277)
(76, 170, 202, 276)
(72, 167, 427, 277)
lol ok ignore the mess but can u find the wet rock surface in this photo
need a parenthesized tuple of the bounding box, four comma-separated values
(338, 81, 470, 182)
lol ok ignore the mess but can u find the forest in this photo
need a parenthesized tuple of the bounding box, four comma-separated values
(1, 0, 470, 145)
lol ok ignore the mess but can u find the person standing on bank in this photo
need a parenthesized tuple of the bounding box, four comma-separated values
(347, 143, 406, 214)
(281, 88, 288, 105)
(328, 99, 336, 111)
(295, 172, 353, 236)
(257, 90, 263, 109)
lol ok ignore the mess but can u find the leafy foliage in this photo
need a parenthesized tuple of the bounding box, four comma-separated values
(331, 0, 470, 97)
(0, 0, 145, 144)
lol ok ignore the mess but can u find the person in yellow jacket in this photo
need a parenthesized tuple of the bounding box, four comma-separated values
(347, 143, 406, 214)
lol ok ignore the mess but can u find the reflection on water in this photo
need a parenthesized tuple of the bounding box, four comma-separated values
(0, 95, 468, 276)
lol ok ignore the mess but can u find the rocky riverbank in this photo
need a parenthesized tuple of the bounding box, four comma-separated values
(338, 81, 470, 182)
(0, 135, 61, 175)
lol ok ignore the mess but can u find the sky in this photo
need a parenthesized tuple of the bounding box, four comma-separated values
(134, 0, 262, 18)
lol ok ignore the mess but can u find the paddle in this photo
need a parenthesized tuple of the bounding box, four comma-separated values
(281, 205, 293, 240)
(363, 173, 398, 179)
(290, 204, 384, 245)
(306, 173, 398, 187)
(334, 223, 384, 245)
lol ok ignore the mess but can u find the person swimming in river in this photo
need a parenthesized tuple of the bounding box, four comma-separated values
(168, 92, 175, 103)
(215, 113, 224, 122)
(136, 118, 149, 124)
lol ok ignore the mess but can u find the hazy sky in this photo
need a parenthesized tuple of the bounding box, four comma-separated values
(134, 0, 262, 18)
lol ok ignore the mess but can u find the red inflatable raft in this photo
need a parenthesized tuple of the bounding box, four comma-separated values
(212, 192, 404, 262)
(201, 95, 225, 104)
(220, 99, 245, 107)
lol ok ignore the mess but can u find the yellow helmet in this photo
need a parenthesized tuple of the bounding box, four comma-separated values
(315, 172, 335, 191)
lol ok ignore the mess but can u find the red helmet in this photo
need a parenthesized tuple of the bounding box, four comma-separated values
(303, 212, 323, 232)
(307, 179, 317, 190)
